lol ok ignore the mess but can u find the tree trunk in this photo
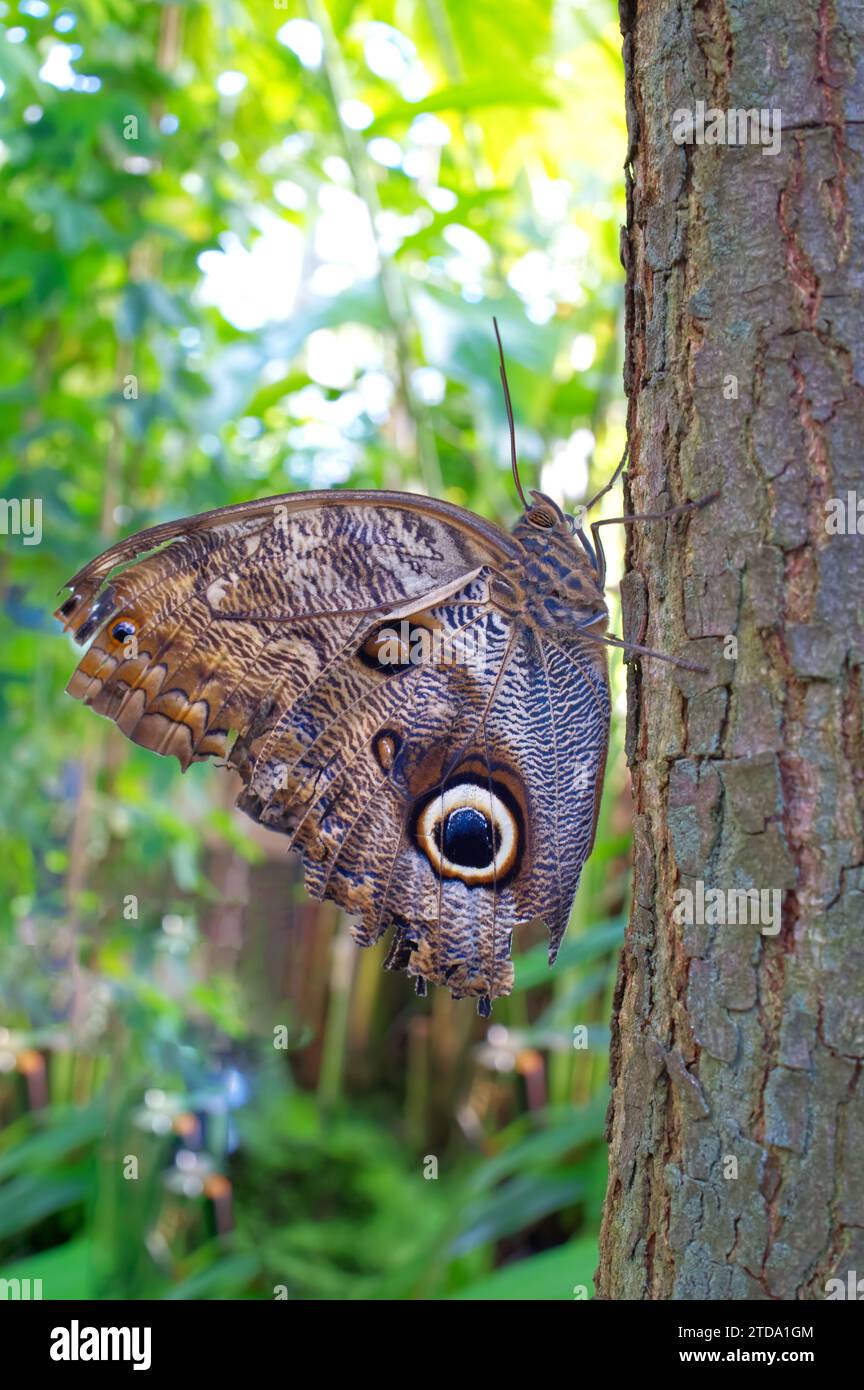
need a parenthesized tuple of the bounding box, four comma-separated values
(598, 0, 864, 1300)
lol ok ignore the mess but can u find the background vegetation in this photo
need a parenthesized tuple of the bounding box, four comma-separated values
(0, 0, 628, 1299)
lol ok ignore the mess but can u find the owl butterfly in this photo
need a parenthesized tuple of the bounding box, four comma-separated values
(55, 325, 712, 1015)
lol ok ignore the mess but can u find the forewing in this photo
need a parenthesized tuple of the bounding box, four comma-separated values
(55, 490, 515, 770)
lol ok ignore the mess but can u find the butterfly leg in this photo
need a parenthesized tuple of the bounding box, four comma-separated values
(583, 630, 709, 673)
(589, 491, 719, 588)
(569, 612, 709, 672)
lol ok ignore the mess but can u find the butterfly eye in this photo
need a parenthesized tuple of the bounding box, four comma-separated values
(414, 780, 521, 887)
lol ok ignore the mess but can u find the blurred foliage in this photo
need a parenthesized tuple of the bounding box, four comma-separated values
(0, 0, 629, 1299)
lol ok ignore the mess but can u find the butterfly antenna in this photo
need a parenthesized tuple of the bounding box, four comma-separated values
(493, 317, 528, 511)
(585, 440, 629, 512)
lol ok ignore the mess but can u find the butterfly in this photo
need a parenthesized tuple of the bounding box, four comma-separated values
(55, 324, 712, 1015)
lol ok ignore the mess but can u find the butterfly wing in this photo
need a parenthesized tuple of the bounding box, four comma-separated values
(56, 489, 608, 1006)
(527, 631, 610, 960)
(57, 489, 515, 765)
(232, 587, 610, 1009)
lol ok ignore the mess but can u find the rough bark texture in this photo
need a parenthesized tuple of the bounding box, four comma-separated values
(598, 0, 864, 1299)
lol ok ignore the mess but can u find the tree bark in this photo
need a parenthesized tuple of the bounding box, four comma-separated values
(598, 0, 864, 1299)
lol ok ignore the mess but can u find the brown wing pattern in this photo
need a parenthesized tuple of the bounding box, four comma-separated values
(236, 578, 522, 997)
(56, 491, 514, 768)
(55, 490, 608, 1008)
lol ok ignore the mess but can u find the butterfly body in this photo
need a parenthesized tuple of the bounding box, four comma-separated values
(495, 507, 608, 635)
(56, 486, 611, 1011)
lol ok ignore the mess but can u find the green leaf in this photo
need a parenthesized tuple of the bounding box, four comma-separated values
(511, 918, 625, 991)
(371, 81, 558, 132)
(0, 1238, 95, 1300)
(163, 1253, 260, 1301)
(472, 1096, 608, 1191)
(450, 1235, 597, 1300)
(451, 1171, 584, 1256)
(0, 1169, 92, 1240)
(0, 1106, 106, 1180)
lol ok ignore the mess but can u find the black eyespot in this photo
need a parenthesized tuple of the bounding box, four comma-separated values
(59, 595, 78, 617)
(111, 620, 136, 642)
(411, 770, 525, 887)
(359, 620, 434, 673)
(435, 807, 500, 869)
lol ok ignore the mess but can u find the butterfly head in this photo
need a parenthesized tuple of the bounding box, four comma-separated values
(505, 490, 607, 632)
